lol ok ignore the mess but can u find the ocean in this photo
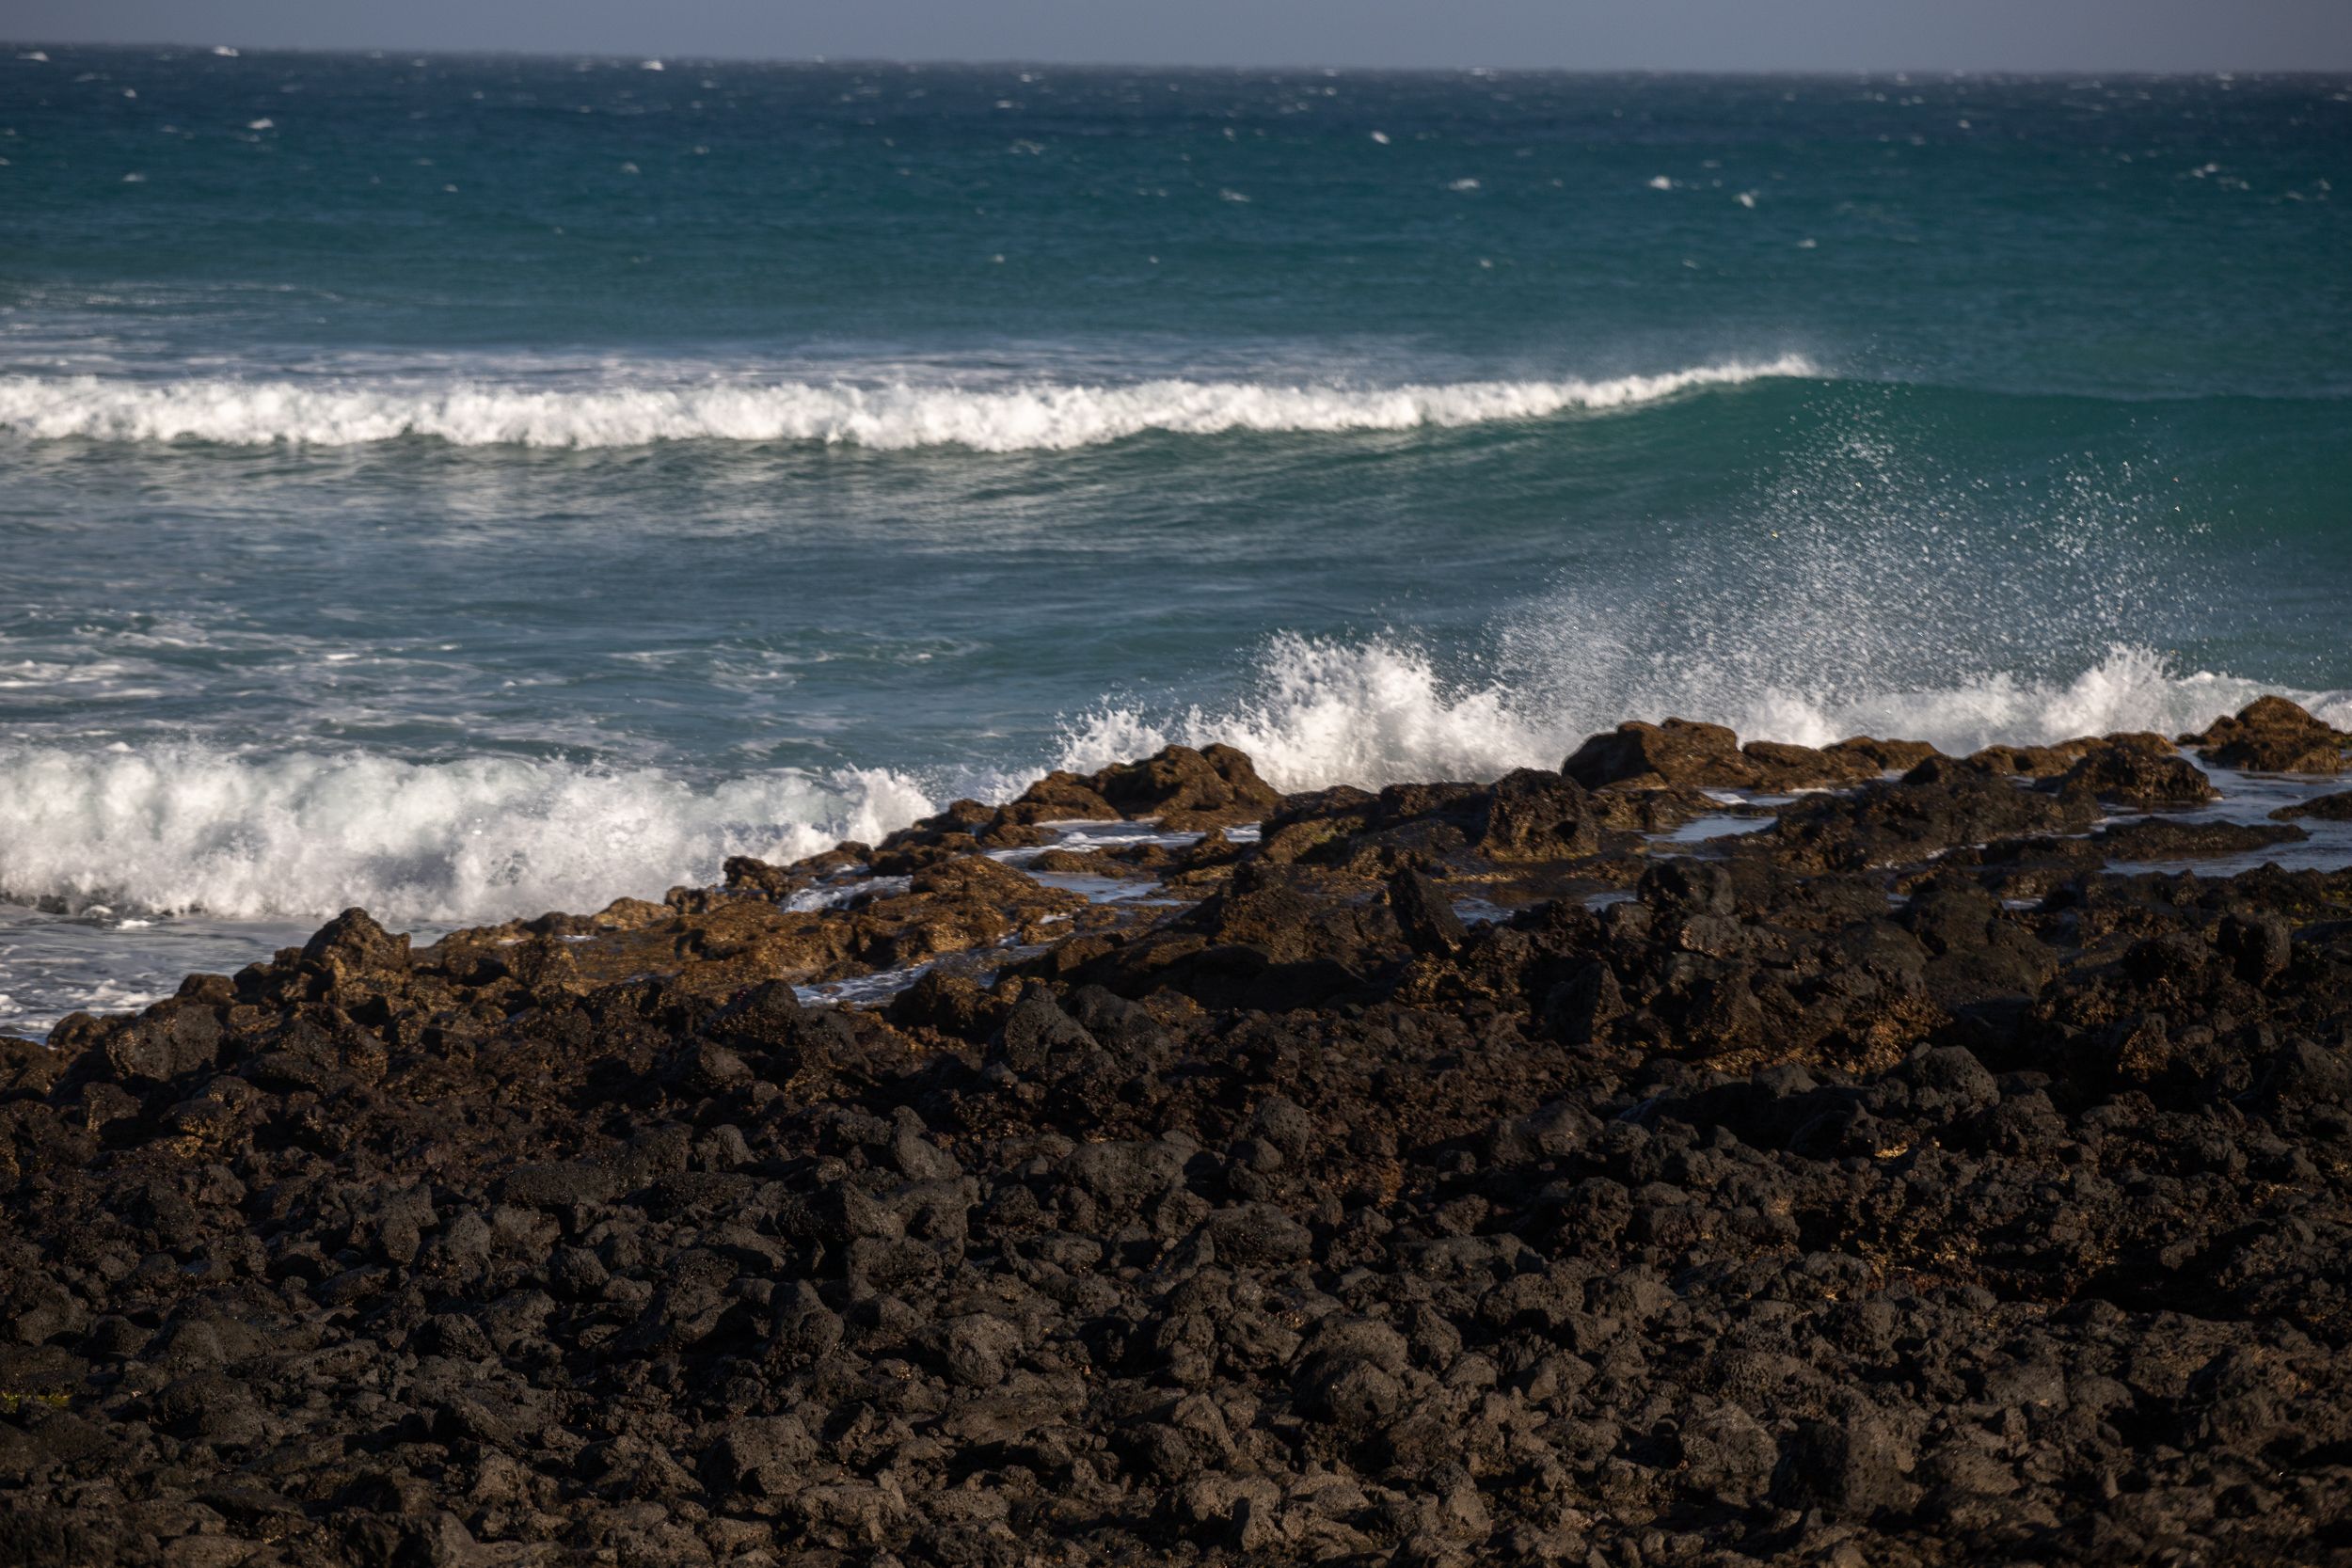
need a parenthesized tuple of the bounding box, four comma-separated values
(2, 48, 2349, 1034)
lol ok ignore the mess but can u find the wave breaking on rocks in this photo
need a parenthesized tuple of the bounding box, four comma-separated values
(6, 698, 2352, 1565)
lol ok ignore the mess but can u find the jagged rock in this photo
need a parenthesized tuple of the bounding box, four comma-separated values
(1480, 770, 1601, 862)
(1003, 769, 1121, 824)
(1830, 736, 1943, 773)
(1761, 752, 2101, 871)
(1090, 743, 1283, 828)
(2054, 740, 2217, 806)
(1566, 719, 1908, 794)
(1563, 717, 1753, 790)
(2186, 695, 2352, 773)
(1388, 868, 1468, 954)
(302, 907, 411, 975)
(1740, 739, 1882, 788)
(7, 726, 2352, 1567)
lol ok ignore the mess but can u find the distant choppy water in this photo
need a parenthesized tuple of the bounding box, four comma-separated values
(2, 49, 2349, 1033)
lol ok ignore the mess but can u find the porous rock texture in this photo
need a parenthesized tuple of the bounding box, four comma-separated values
(2185, 696, 2352, 775)
(5, 703, 2352, 1566)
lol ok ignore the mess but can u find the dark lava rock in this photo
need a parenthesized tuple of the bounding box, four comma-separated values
(1830, 736, 1943, 773)
(2096, 816, 2308, 860)
(1564, 717, 1751, 789)
(9, 722, 2352, 1567)
(2186, 695, 2352, 774)
(2053, 739, 2218, 806)
(2275, 790, 2352, 822)
(1090, 742, 1283, 830)
(1479, 769, 1601, 862)
(1565, 719, 1902, 793)
(1388, 868, 1468, 955)
(1760, 752, 2103, 872)
(1739, 737, 1883, 788)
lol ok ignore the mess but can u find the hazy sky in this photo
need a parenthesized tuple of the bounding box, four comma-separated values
(8, 0, 2352, 72)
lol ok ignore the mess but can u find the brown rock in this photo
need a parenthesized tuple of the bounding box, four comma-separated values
(99, 1002, 224, 1087)
(302, 908, 411, 976)
(2053, 742, 2217, 807)
(1194, 862, 1395, 967)
(722, 855, 802, 896)
(2272, 790, 2352, 822)
(1563, 718, 1754, 790)
(1388, 868, 1467, 954)
(1562, 721, 1883, 794)
(1089, 744, 1282, 828)
(2185, 696, 2352, 773)
(1740, 739, 1880, 789)
(0, 1037, 67, 1101)
(1027, 847, 1148, 878)
(1481, 769, 1602, 861)
(1970, 741, 2094, 779)
(1000, 770, 1120, 825)
(1828, 736, 1943, 773)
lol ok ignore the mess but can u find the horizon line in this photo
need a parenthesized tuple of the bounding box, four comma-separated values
(10, 40, 2352, 78)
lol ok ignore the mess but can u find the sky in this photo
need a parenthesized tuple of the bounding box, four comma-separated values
(6, 0, 2352, 72)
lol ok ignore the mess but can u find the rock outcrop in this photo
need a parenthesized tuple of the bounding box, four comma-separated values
(5, 702, 2352, 1565)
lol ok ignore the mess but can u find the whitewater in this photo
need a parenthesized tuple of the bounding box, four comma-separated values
(0, 357, 1815, 451)
(7, 59, 2347, 1037)
(5, 640, 2344, 936)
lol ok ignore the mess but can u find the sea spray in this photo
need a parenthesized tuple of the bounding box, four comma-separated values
(1055, 635, 2352, 794)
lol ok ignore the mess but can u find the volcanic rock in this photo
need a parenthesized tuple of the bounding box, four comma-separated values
(2275, 789, 2352, 822)
(2186, 695, 2352, 773)
(7, 723, 2352, 1567)
(1563, 717, 1750, 789)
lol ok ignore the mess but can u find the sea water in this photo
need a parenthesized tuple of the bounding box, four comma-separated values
(2, 52, 2348, 1031)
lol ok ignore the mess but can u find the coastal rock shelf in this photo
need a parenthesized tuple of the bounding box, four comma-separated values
(6, 699, 2352, 1565)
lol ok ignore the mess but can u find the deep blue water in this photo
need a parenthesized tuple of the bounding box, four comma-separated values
(2, 48, 2348, 1030)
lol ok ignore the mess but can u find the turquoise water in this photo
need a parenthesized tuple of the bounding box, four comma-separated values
(2, 49, 2349, 1030)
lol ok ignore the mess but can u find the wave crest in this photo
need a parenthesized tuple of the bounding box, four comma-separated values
(0, 357, 1815, 451)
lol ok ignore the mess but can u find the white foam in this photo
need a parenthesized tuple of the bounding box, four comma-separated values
(0, 745, 935, 926)
(1058, 635, 1547, 790)
(1057, 635, 2351, 795)
(3, 645, 2342, 936)
(0, 357, 1817, 452)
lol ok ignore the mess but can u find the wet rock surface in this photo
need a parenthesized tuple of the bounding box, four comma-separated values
(7, 715, 2352, 1565)
(2185, 695, 2352, 775)
(2277, 790, 2352, 823)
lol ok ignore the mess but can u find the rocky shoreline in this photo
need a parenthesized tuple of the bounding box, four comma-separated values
(5, 697, 2352, 1566)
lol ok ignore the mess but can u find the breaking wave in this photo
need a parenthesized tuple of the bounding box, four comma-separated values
(0, 356, 1816, 451)
(2, 642, 2344, 929)
(1056, 635, 2352, 795)
(0, 746, 935, 925)
(8, 380, 2341, 931)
